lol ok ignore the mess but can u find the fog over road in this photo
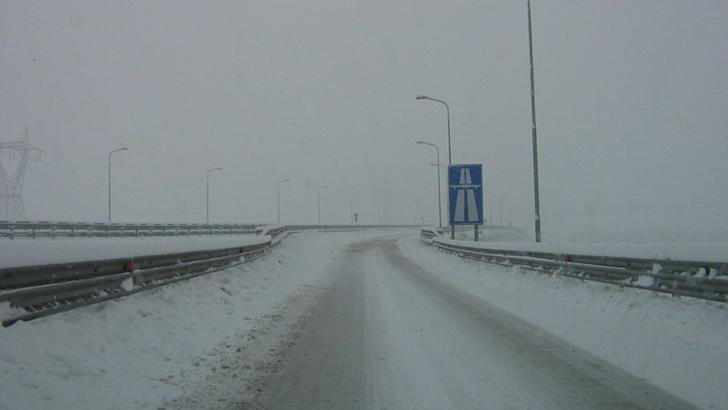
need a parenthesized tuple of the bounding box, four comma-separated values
(256, 234, 692, 409)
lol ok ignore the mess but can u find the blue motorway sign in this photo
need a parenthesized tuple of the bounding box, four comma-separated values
(448, 164, 484, 225)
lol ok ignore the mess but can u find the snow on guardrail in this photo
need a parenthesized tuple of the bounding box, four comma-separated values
(420, 229, 728, 303)
(0, 225, 415, 325)
(0, 220, 263, 239)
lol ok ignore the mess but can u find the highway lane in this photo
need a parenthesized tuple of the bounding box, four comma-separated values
(256, 235, 693, 409)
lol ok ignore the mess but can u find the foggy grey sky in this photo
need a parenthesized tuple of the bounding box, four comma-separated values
(1, 0, 727, 241)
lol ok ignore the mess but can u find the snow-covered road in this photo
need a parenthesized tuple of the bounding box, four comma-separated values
(3, 230, 724, 409)
(257, 235, 692, 409)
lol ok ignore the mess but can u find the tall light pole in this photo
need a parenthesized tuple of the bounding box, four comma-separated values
(318, 185, 329, 225)
(206, 167, 223, 224)
(277, 178, 291, 224)
(417, 94, 454, 238)
(528, 0, 542, 242)
(108, 147, 128, 223)
(498, 197, 503, 226)
(350, 191, 359, 224)
(416, 96, 451, 164)
(417, 141, 442, 228)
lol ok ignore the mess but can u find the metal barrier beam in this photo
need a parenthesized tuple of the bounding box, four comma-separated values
(0, 225, 415, 326)
(420, 229, 728, 303)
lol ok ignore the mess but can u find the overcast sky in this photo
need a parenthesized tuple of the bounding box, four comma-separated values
(1, 0, 727, 242)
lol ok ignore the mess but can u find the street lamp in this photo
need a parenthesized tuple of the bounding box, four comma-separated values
(350, 191, 359, 224)
(206, 167, 223, 224)
(277, 178, 291, 224)
(108, 147, 128, 223)
(417, 141, 442, 228)
(416, 95, 452, 165)
(527, 0, 542, 242)
(417, 94, 454, 238)
(318, 185, 329, 225)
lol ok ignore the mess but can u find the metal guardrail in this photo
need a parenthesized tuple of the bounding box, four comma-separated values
(0, 241, 271, 325)
(0, 225, 414, 326)
(420, 228, 443, 240)
(420, 229, 728, 303)
(259, 224, 415, 237)
(0, 221, 262, 239)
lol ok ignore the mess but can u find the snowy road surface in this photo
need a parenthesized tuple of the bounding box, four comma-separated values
(257, 235, 692, 409)
(3, 230, 722, 409)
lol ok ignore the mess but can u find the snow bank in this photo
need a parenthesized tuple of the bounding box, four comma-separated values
(436, 237, 728, 262)
(454, 227, 526, 242)
(400, 237, 728, 409)
(0, 230, 390, 410)
(0, 302, 18, 322)
(0, 235, 270, 268)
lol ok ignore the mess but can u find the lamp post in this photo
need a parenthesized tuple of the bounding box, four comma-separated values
(318, 185, 329, 224)
(417, 94, 454, 238)
(277, 178, 291, 224)
(350, 191, 359, 224)
(108, 147, 128, 223)
(206, 167, 223, 224)
(417, 141, 442, 228)
(527, 0, 542, 242)
(416, 96, 451, 164)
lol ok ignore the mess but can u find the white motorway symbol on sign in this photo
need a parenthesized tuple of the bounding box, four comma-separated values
(448, 164, 483, 225)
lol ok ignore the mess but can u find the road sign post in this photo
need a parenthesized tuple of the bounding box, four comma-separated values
(448, 164, 484, 241)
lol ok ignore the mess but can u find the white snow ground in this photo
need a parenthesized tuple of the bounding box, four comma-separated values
(0, 230, 395, 410)
(400, 236, 728, 409)
(0, 235, 269, 268)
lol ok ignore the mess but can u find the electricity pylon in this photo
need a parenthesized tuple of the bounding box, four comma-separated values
(0, 126, 45, 220)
